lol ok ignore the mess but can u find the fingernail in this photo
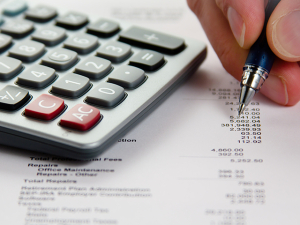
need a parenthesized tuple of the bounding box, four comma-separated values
(227, 6, 246, 47)
(272, 10, 300, 59)
(261, 75, 288, 105)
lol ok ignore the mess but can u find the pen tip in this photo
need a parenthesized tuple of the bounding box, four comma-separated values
(238, 103, 245, 116)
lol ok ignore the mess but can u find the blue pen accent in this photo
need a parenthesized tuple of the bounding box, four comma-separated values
(238, 0, 281, 115)
(245, 0, 280, 72)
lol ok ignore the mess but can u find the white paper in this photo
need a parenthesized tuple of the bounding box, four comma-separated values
(1, 0, 300, 224)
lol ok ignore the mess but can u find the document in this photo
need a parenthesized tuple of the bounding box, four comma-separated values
(1, 0, 300, 224)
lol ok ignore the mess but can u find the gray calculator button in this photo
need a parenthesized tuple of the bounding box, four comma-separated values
(51, 73, 90, 98)
(87, 19, 120, 37)
(25, 5, 57, 22)
(63, 33, 99, 54)
(56, 12, 88, 30)
(0, 33, 12, 51)
(0, 15, 4, 26)
(0, 56, 22, 80)
(3, 0, 27, 16)
(129, 49, 164, 71)
(96, 41, 131, 63)
(108, 65, 145, 89)
(86, 83, 125, 107)
(8, 40, 45, 62)
(1, 20, 34, 38)
(41, 48, 78, 71)
(119, 26, 185, 54)
(74, 56, 111, 79)
(32, 26, 66, 46)
(0, 85, 30, 110)
(17, 65, 56, 89)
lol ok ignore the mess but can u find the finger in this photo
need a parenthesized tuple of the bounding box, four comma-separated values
(187, 0, 300, 106)
(215, 0, 265, 49)
(267, 0, 300, 61)
(260, 59, 300, 106)
(187, 0, 248, 76)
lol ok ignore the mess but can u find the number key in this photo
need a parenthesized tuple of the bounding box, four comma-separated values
(96, 41, 131, 63)
(41, 48, 78, 71)
(17, 65, 56, 89)
(51, 73, 91, 98)
(0, 33, 12, 52)
(63, 33, 99, 54)
(74, 56, 111, 79)
(8, 40, 45, 62)
(0, 56, 23, 80)
(31, 26, 66, 46)
(86, 83, 125, 108)
(0, 20, 34, 39)
(25, 5, 57, 22)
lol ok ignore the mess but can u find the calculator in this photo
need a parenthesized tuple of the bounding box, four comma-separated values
(0, 1, 207, 159)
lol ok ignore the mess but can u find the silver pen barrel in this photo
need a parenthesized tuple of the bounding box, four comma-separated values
(238, 65, 269, 115)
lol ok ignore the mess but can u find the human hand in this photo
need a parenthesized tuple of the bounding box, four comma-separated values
(187, 0, 300, 106)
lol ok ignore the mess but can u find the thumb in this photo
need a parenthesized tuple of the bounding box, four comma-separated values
(267, 0, 300, 62)
(215, 0, 265, 49)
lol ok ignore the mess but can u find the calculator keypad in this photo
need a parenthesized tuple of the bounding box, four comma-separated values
(0, 4, 176, 121)
(0, 2, 207, 158)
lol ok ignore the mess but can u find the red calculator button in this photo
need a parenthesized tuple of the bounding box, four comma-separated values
(60, 104, 100, 131)
(25, 94, 65, 120)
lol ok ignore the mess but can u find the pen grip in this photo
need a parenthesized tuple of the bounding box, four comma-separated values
(245, 0, 281, 73)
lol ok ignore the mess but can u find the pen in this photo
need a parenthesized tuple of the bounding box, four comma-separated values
(238, 0, 281, 115)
